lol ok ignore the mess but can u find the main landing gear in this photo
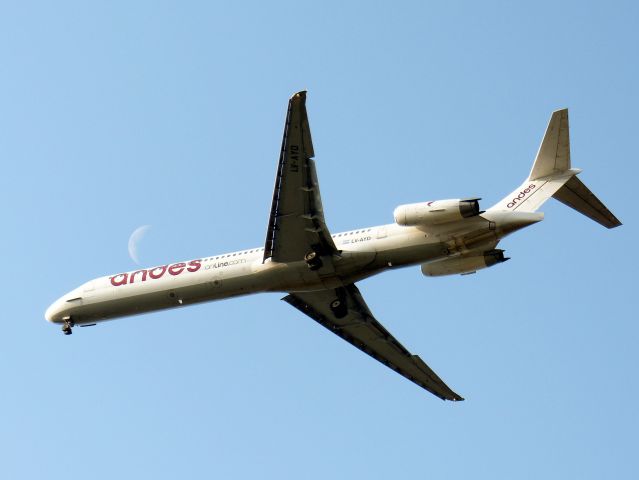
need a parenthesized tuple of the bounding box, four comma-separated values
(304, 251, 323, 271)
(62, 317, 74, 335)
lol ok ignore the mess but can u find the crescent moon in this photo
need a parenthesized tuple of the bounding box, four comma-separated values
(128, 225, 151, 265)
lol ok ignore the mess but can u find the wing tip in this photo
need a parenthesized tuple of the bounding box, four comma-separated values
(438, 390, 464, 401)
(607, 218, 623, 229)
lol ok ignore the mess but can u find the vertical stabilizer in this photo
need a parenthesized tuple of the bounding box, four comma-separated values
(529, 108, 570, 180)
(491, 109, 575, 213)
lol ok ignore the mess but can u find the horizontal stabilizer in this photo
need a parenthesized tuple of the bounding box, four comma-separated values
(552, 176, 621, 229)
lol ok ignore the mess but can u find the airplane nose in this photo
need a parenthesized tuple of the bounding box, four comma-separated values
(45, 299, 64, 323)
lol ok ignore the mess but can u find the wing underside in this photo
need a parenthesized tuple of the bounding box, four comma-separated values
(283, 284, 464, 401)
(264, 92, 337, 263)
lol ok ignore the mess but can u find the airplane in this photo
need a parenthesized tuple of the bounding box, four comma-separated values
(45, 92, 621, 401)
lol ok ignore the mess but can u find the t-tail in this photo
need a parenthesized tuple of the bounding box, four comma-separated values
(489, 108, 621, 228)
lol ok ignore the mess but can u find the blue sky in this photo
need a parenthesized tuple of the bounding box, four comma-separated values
(2, 1, 637, 478)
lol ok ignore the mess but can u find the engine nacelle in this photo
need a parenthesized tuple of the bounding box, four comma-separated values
(421, 249, 508, 277)
(394, 199, 480, 226)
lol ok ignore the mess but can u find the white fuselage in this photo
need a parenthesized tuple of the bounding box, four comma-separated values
(45, 211, 540, 326)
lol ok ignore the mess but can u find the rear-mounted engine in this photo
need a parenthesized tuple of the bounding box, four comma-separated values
(421, 249, 509, 277)
(394, 199, 480, 226)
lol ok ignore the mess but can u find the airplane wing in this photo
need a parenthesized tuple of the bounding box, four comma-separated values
(263, 91, 338, 263)
(283, 284, 464, 401)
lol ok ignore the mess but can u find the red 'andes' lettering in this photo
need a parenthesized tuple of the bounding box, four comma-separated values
(168, 263, 186, 276)
(110, 273, 128, 286)
(109, 260, 203, 287)
(148, 265, 167, 279)
(187, 260, 201, 272)
(129, 270, 148, 284)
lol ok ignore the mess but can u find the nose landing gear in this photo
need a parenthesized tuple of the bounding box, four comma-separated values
(62, 317, 74, 335)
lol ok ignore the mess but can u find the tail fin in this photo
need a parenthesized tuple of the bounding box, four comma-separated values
(529, 108, 571, 180)
(489, 109, 621, 228)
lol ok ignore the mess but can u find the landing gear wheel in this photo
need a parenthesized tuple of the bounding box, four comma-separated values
(62, 317, 74, 335)
(304, 251, 323, 271)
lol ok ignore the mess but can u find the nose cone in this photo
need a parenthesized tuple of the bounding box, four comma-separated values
(46, 284, 86, 323)
(45, 298, 65, 323)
